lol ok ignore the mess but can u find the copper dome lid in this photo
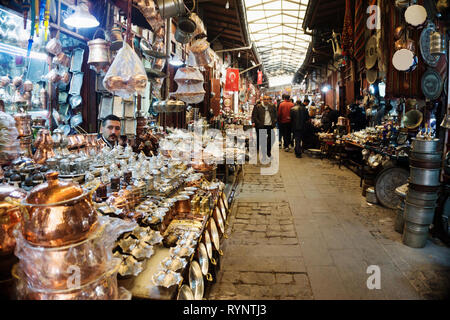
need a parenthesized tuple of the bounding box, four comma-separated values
(25, 171, 83, 205)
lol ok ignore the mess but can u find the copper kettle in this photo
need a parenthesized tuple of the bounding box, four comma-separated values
(20, 172, 99, 247)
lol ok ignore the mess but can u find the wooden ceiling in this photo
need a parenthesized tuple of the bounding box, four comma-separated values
(186, 0, 257, 68)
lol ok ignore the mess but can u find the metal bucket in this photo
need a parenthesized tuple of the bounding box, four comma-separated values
(402, 221, 429, 248)
(411, 138, 441, 154)
(87, 29, 111, 66)
(175, 17, 196, 44)
(409, 166, 441, 187)
(109, 26, 123, 51)
(406, 187, 439, 201)
(404, 201, 436, 225)
(156, 0, 186, 19)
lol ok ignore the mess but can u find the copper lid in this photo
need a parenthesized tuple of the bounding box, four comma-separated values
(24, 171, 83, 205)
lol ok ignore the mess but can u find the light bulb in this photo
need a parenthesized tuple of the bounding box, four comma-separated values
(225, 1, 230, 9)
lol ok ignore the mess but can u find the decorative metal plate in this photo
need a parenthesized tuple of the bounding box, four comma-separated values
(365, 35, 378, 70)
(421, 69, 443, 100)
(420, 24, 440, 67)
(375, 167, 409, 209)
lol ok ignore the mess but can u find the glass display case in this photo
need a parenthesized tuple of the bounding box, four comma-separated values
(0, 4, 86, 132)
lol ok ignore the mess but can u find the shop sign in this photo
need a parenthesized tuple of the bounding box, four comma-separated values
(224, 68, 240, 92)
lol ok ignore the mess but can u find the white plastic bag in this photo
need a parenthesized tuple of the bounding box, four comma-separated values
(103, 42, 148, 98)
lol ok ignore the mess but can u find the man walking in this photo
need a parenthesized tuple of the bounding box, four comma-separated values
(290, 100, 309, 158)
(277, 94, 294, 152)
(252, 95, 277, 160)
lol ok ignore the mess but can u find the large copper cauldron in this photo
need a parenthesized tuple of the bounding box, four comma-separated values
(20, 172, 98, 247)
(13, 260, 120, 300)
(0, 184, 26, 255)
(14, 225, 112, 290)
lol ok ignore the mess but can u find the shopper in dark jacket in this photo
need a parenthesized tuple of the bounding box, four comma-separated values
(290, 101, 310, 158)
(321, 105, 339, 132)
(252, 95, 277, 159)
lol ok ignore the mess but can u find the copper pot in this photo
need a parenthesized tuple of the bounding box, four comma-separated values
(0, 184, 26, 255)
(109, 26, 123, 51)
(20, 172, 98, 248)
(174, 195, 191, 214)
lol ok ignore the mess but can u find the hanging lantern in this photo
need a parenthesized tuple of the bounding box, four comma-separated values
(430, 30, 447, 56)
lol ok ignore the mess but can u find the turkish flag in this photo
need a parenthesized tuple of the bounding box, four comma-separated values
(257, 71, 263, 85)
(224, 68, 239, 92)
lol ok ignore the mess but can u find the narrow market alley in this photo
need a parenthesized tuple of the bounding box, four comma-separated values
(209, 151, 450, 300)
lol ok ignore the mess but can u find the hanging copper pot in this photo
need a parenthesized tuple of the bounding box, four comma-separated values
(175, 16, 196, 44)
(109, 25, 123, 51)
(87, 29, 111, 71)
(430, 30, 447, 56)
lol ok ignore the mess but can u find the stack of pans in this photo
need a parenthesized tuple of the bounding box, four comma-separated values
(403, 138, 442, 248)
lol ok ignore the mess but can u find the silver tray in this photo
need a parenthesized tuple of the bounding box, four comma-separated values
(70, 48, 85, 72)
(69, 72, 84, 96)
(421, 69, 443, 100)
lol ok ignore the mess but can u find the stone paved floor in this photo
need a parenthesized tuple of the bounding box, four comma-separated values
(209, 150, 450, 300)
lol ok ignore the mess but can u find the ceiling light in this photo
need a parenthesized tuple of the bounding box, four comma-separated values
(64, 1, 99, 29)
(321, 85, 330, 93)
(225, 1, 230, 9)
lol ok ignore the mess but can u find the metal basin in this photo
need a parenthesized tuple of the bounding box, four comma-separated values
(411, 138, 441, 154)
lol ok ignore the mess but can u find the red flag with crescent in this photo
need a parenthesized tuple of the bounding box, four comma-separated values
(224, 68, 239, 92)
(257, 71, 263, 85)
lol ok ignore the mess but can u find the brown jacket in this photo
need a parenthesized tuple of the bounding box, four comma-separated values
(251, 103, 277, 128)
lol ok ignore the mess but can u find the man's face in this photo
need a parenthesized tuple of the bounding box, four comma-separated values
(263, 97, 271, 105)
(102, 120, 121, 143)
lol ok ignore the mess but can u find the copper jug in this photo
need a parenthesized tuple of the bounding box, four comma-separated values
(87, 29, 111, 70)
(109, 25, 123, 51)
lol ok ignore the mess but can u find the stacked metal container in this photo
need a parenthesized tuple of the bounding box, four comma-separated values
(403, 138, 442, 248)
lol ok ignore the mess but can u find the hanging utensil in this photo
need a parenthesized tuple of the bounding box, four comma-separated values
(430, 29, 447, 56)
(405, 5, 427, 27)
(44, 0, 51, 41)
(420, 22, 440, 67)
(23, 0, 31, 30)
(28, 0, 36, 57)
(34, 0, 40, 36)
(365, 35, 378, 69)
(174, 16, 196, 44)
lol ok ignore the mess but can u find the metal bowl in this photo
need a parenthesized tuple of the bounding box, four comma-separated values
(189, 260, 204, 300)
(177, 284, 194, 300)
(160, 256, 187, 272)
